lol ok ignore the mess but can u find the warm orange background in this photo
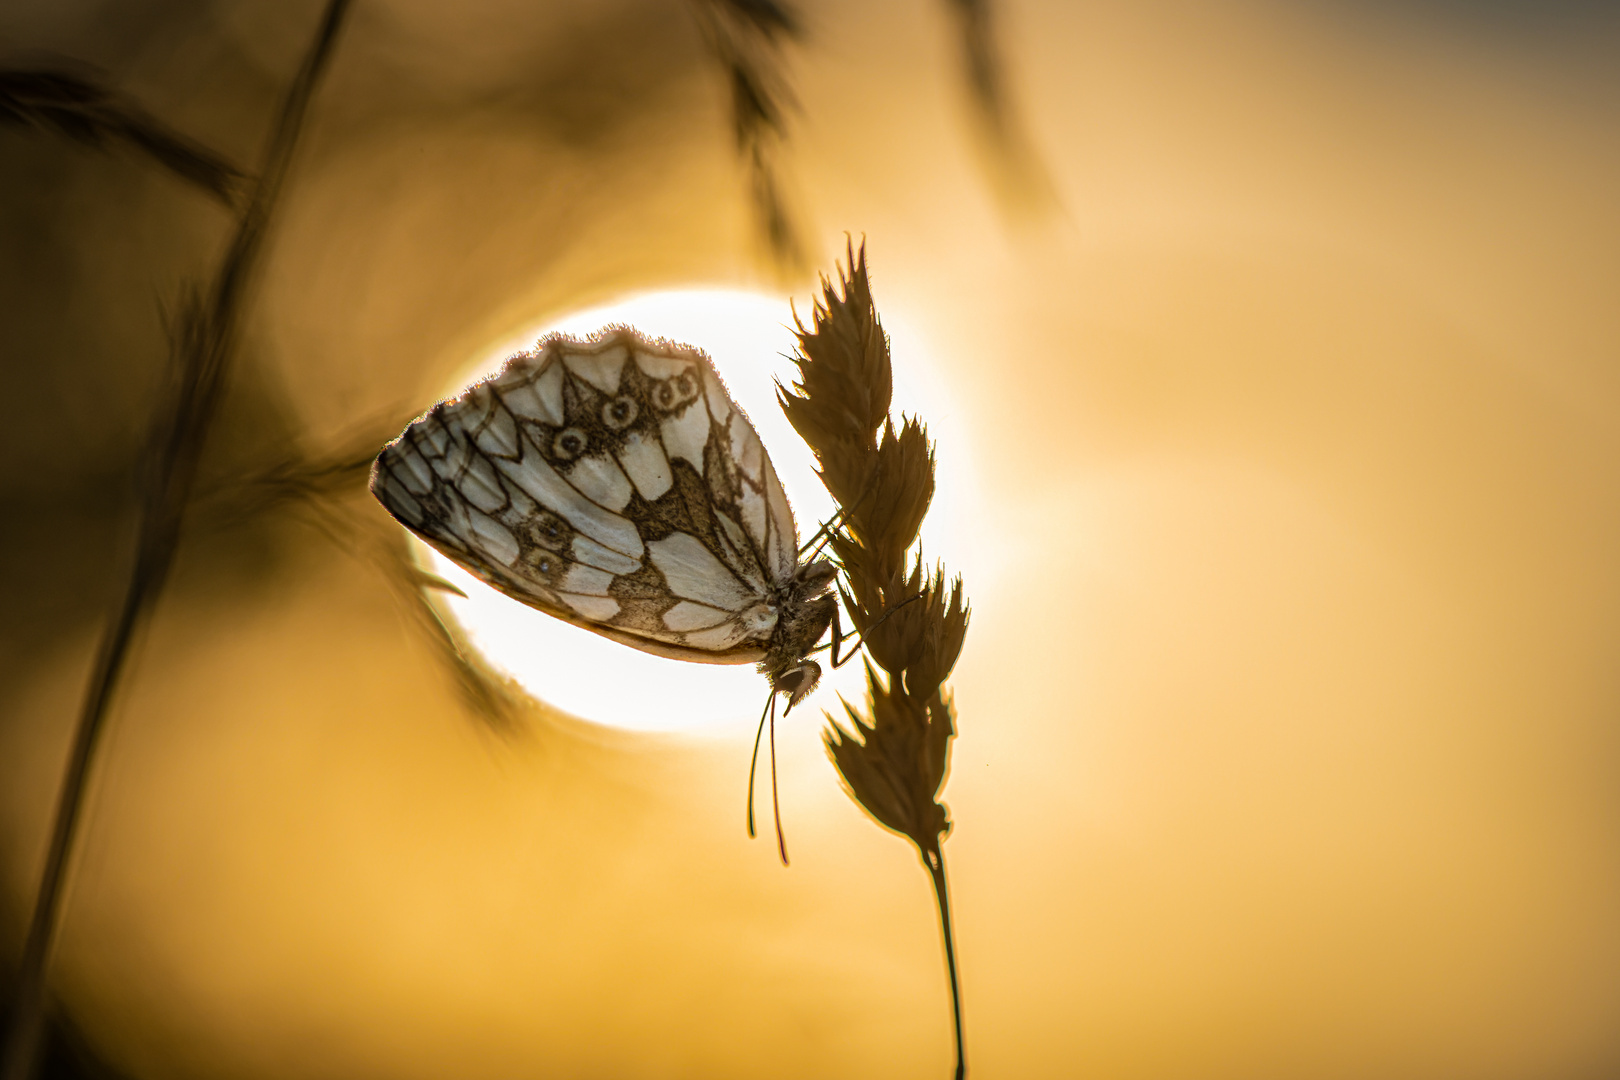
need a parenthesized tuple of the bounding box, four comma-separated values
(3, 2, 1618, 1077)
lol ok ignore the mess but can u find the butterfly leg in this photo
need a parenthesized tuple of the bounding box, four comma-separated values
(797, 510, 845, 560)
(798, 496, 858, 559)
(821, 593, 924, 668)
(797, 478, 881, 559)
(827, 603, 858, 669)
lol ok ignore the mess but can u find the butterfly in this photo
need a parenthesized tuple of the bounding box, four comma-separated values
(369, 326, 851, 861)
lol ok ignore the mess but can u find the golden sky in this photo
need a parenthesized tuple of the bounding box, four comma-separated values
(2, 1, 1618, 1077)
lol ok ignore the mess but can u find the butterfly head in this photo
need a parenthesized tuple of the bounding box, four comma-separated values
(772, 660, 823, 714)
(763, 560, 841, 713)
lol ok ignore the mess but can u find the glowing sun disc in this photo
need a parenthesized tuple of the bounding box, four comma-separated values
(416, 289, 972, 734)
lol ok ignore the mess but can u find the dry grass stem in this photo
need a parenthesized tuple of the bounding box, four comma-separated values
(0, 69, 247, 208)
(780, 241, 971, 1079)
(0, 4, 354, 1077)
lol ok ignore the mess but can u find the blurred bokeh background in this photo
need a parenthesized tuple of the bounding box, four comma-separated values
(3, 0, 1619, 1077)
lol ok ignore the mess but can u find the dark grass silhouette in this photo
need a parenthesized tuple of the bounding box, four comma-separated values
(781, 242, 972, 1079)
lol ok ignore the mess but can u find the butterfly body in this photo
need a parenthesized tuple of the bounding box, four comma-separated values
(370, 327, 836, 709)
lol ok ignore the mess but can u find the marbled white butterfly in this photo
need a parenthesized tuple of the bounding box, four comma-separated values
(370, 328, 846, 857)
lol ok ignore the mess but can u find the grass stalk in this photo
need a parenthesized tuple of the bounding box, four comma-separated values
(0, 4, 352, 1077)
(925, 843, 966, 1080)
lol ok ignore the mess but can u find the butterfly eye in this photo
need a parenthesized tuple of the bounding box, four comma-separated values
(654, 381, 678, 411)
(675, 372, 696, 401)
(551, 428, 588, 461)
(775, 661, 823, 710)
(601, 395, 639, 430)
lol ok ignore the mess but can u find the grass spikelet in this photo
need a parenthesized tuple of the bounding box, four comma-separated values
(781, 240, 971, 1079)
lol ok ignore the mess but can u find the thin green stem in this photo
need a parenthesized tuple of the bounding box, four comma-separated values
(924, 843, 966, 1080)
(0, 4, 351, 1078)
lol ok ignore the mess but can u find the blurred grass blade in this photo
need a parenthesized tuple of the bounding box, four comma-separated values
(191, 420, 521, 730)
(939, 0, 1058, 218)
(690, 0, 808, 273)
(0, 4, 353, 1078)
(0, 69, 247, 207)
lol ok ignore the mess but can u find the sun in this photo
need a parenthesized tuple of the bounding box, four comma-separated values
(411, 288, 974, 734)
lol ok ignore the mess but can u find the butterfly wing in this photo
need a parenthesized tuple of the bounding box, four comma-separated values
(370, 327, 801, 664)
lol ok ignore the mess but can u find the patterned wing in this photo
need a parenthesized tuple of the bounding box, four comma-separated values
(370, 327, 802, 663)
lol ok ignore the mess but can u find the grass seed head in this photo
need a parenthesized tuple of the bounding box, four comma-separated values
(783, 241, 966, 856)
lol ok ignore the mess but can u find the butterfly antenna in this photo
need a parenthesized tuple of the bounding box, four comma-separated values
(797, 510, 846, 559)
(746, 692, 771, 839)
(804, 527, 840, 565)
(769, 693, 789, 865)
(796, 479, 880, 558)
